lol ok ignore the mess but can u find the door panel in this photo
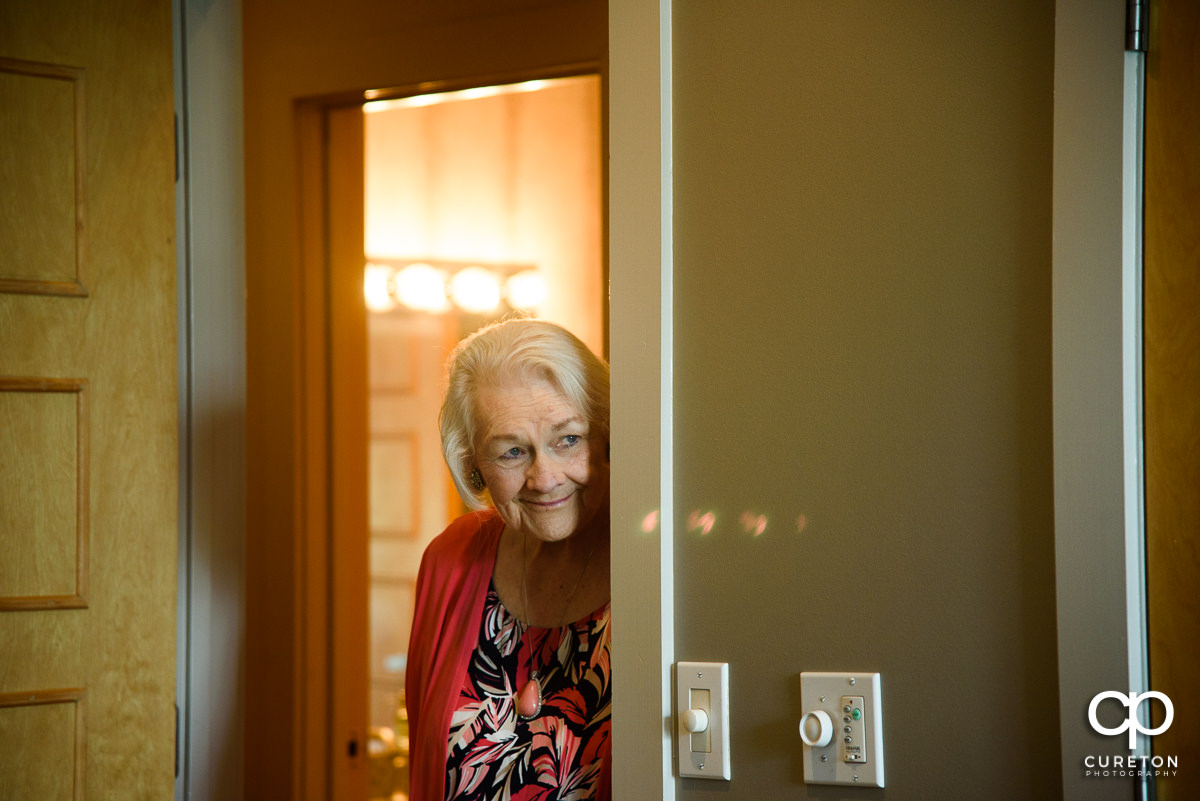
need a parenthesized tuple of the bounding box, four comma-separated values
(0, 1, 178, 798)
(0, 690, 84, 799)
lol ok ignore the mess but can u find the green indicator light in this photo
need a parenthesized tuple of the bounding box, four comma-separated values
(852, 708, 862, 720)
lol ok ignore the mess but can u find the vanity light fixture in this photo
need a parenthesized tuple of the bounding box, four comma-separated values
(364, 258, 546, 316)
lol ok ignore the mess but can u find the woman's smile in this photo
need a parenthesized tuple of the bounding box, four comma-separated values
(524, 493, 573, 508)
(472, 375, 610, 544)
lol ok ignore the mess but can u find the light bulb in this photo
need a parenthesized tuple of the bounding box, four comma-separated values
(394, 263, 448, 312)
(449, 267, 502, 313)
(505, 269, 547, 310)
(363, 264, 397, 312)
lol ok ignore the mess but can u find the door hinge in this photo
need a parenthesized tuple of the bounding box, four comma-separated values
(1126, 0, 1148, 52)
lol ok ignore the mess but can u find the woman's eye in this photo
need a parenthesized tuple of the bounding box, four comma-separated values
(559, 434, 583, 449)
(499, 447, 524, 460)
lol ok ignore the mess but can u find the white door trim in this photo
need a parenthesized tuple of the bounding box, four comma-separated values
(1052, 3, 1148, 799)
(608, 0, 675, 797)
(174, 1, 247, 799)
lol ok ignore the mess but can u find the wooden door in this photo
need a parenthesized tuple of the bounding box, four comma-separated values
(0, 1, 178, 799)
(364, 310, 457, 799)
(1145, 0, 1200, 797)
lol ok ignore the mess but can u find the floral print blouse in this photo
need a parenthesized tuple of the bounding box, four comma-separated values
(444, 583, 612, 801)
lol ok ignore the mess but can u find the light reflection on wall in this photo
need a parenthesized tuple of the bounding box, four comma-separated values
(636, 509, 814, 538)
(738, 511, 768, 537)
(686, 510, 716, 535)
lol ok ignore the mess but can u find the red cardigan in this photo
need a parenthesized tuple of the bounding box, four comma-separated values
(405, 510, 504, 800)
(406, 510, 612, 800)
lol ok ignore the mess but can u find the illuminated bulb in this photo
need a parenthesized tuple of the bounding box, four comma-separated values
(394, 263, 448, 312)
(449, 267, 502, 313)
(363, 264, 397, 312)
(506, 269, 547, 310)
(458, 86, 500, 101)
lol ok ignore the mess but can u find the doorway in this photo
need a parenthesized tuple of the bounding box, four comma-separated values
(358, 75, 604, 800)
(240, 1, 608, 797)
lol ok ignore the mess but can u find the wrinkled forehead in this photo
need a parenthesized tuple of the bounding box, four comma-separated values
(471, 369, 584, 433)
(481, 363, 571, 403)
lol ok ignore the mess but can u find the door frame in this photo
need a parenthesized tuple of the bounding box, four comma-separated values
(294, 97, 373, 800)
(1052, 4, 1152, 800)
(291, 63, 609, 799)
(607, 0, 675, 797)
(172, 0, 247, 799)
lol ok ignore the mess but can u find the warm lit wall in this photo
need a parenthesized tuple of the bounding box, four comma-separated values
(364, 77, 603, 351)
(671, 2, 1059, 798)
(242, 2, 604, 798)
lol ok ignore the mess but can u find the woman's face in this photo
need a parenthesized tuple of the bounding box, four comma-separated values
(472, 374, 609, 544)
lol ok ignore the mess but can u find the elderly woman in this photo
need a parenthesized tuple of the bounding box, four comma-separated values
(406, 318, 611, 800)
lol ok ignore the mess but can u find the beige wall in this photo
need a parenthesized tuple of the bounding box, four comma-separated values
(671, 2, 1059, 797)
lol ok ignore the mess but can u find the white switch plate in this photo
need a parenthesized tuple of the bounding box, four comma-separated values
(675, 661, 731, 780)
(799, 672, 884, 787)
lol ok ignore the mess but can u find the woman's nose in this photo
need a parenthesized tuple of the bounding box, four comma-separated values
(524, 453, 563, 492)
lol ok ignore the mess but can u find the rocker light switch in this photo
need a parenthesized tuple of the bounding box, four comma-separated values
(675, 662, 731, 780)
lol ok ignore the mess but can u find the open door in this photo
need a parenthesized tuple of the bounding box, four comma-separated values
(1144, 0, 1200, 795)
(0, 1, 178, 797)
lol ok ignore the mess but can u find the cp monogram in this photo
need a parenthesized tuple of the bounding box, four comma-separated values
(1088, 691, 1174, 750)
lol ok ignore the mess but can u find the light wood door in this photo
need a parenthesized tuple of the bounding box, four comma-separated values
(0, 1, 178, 798)
(1145, 0, 1200, 797)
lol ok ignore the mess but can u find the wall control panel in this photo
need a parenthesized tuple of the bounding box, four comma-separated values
(841, 695, 866, 762)
(798, 672, 884, 787)
(675, 662, 731, 780)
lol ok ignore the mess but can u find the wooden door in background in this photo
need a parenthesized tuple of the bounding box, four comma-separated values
(0, 0, 178, 798)
(1145, 0, 1200, 798)
(364, 311, 457, 800)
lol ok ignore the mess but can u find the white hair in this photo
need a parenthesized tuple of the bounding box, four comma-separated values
(439, 317, 610, 509)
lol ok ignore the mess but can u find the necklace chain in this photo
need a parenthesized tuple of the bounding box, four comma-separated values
(521, 528, 598, 632)
(516, 528, 599, 720)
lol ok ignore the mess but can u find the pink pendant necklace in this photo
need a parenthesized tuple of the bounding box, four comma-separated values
(517, 529, 596, 720)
